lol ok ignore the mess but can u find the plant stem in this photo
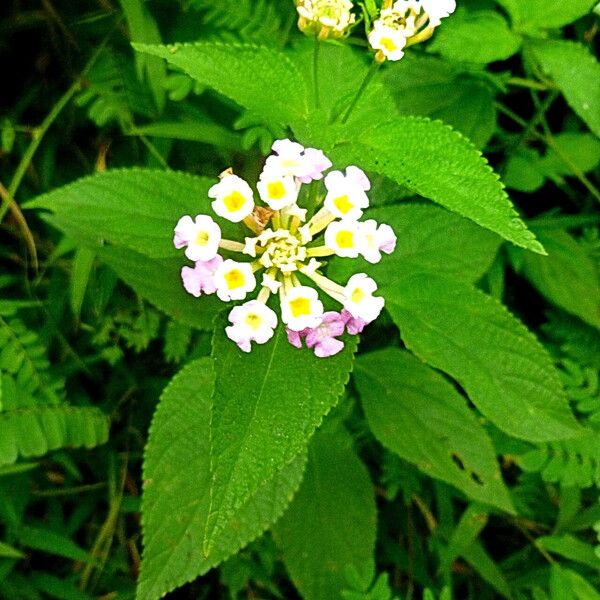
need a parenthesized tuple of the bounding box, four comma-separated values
(340, 60, 380, 125)
(507, 77, 554, 91)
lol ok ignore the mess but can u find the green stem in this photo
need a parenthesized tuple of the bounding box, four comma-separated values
(340, 60, 380, 125)
(507, 77, 554, 91)
(496, 102, 600, 204)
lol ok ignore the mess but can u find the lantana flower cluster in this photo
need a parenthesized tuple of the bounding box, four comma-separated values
(369, 0, 456, 62)
(173, 140, 396, 357)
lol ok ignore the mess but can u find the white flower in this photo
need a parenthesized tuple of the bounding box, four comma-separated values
(265, 139, 332, 183)
(209, 174, 255, 223)
(324, 219, 363, 258)
(281, 285, 324, 331)
(286, 203, 308, 222)
(343, 273, 385, 323)
(213, 259, 257, 301)
(420, 0, 456, 26)
(173, 214, 221, 262)
(323, 168, 370, 220)
(257, 169, 299, 210)
(262, 272, 282, 294)
(368, 21, 407, 62)
(359, 220, 397, 264)
(296, 0, 356, 35)
(226, 301, 278, 353)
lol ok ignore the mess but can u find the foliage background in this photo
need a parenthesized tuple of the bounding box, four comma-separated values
(1, 1, 600, 599)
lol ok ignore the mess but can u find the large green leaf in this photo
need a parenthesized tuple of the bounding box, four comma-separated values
(329, 117, 544, 254)
(355, 350, 514, 513)
(204, 325, 357, 554)
(138, 358, 306, 600)
(385, 272, 580, 442)
(520, 229, 600, 329)
(274, 430, 376, 600)
(134, 42, 308, 126)
(328, 203, 501, 286)
(25, 169, 216, 259)
(530, 40, 600, 138)
(497, 0, 594, 31)
(428, 9, 521, 64)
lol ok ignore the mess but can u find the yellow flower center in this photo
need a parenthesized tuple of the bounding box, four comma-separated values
(335, 230, 354, 249)
(351, 287, 365, 303)
(289, 297, 311, 317)
(195, 230, 210, 246)
(224, 269, 245, 289)
(267, 181, 286, 200)
(245, 313, 262, 330)
(380, 37, 397, 52)
(223, 191, 247, 212)
(334, 194, 353, 214)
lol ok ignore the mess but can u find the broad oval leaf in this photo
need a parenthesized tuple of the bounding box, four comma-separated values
(328, 203, 501, 286)
(329, 117, 544, 254)
(134, 42, 308, 126)
(204, 325, 357, 555)
(138, 358, 307, 600)
(274, 430, 376, 600)
(530, 39, 600, 138)
(385, 272, 581, 442)
(498, 0, 594, 31)
(355, 349, 514, 513)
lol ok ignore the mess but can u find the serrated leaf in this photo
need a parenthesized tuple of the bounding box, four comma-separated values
(520, 229, 600, 328)
(328, 204, 501, 286)
(530, 39, 600, 138)
(138, 358, 306, 600)
(204, 325, 357, 555)
(383, 55, 497, 148)
(428, 9, 521, 63)
(355, 350, 514, 512)
(497, 0, 594, 31)
(329, 117, 544, 254)
(134, 42, 307, 126)
(25, 169, 216, 259)
(384, 272, 580, 442)
(274, 430, 376, 600)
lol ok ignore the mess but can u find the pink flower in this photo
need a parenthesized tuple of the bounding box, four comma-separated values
(267, 139, 332, 183)
(286, 311, 346, 358)
(180, 256, 223, 297)
(341, 309, 367, 335)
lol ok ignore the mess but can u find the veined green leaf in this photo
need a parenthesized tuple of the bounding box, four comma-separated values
(139, 359, 306, 600)
(497, 0, 594, 31)
(274, 430, 376, 600)
(134, 42, 308, 126)
(428, 9, 521, 64)
(330, 117, 544, 254)
(328, 204, 501, 286)
(355, 351, 514, 512)
(385, 272, 580, 442)
(530, 39, 600, 138)
(204, 325, 357, 555)
(25, 169, 216, 259)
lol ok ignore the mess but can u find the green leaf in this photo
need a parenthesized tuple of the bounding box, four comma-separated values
(428, 9, 521, 63)
(0, 541, 24, 560)
(530, 40, 600, 138)
(70, 246, 96, 320)
(382, 55, 497, 148)
(0, 405, 109, 466)
(204, 325, 357, 555)
(329, 204, 501, 286)
(274, 430, 376, 600)
(384, 272, 580, 442)
(497, 0, 594, 31)
(330, 117, 544, 254)
(519, 229, 600, 328)
(29, 572, 95, 600)
(134, 42, 307, 126)
(551, 564, 600, 600)
(540, 133, 600, 180)
(538, 535, 600, 570)
(17, 526, 96, 564)
(25, 169, 216, 259)
(138, 358, 306, 600)
(355, 350, 514, 512)
(98, 246, 222, 330)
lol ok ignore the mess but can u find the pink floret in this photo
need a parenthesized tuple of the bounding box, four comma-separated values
(180, 256, 223, 297)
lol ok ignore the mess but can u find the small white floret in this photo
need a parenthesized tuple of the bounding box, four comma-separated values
(209, 174, 255, 223)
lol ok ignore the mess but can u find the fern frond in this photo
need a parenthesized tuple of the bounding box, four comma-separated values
(0, 316, 63, 407)
(0, 405, 109, 466)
